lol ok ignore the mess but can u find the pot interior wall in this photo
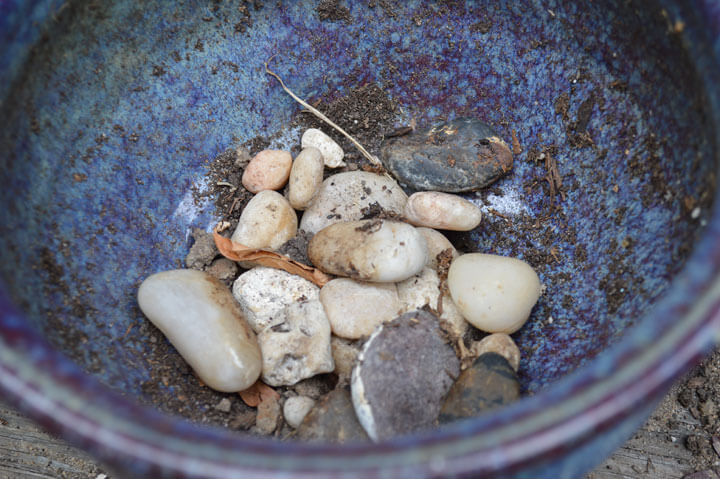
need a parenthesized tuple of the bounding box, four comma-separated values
(0, 0, 715, 427)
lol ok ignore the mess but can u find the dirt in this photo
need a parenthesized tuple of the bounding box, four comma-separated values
(316, 0, 352, 23)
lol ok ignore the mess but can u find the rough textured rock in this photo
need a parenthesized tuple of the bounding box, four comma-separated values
(448, 253, 542, 333)
(232, 267, 319, 334)
(241, 149, 292, 193)
(351, 310, 460, 441)
(295, 388, 370, 443)
(308, 219, 427, 282)
(331, 336, 362, 385)
(301, 128, 345, 168)
(137, 269, 261, 392)
(380, 118, 513, 192)
(185, 228, 218, 270)
(438, 353, 520, 424)
(320, 279, 399, 339)
(283, 396, 316, 429)
(404, 191, 482, 231)
(205, 258, 238, 283)
(230, 190, 297, 250)
(255, 395, 281, 434)
(299, 171, 408, 234)
(287, 147, 324, 210)
(257, 300, 334, 386)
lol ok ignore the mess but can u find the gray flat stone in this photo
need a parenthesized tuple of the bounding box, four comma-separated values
(351, 310, 460, 441)
(380, 118, 513, 192)
(294, 388, 369, 443)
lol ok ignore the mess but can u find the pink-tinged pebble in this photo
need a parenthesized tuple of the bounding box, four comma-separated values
(242, 149, 292, 193)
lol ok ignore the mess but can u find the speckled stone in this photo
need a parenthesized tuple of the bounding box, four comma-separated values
(380, 118, 513, 192)
(438, 352, 520, 424)
(295, 388, 370, 443)
(351, 310, 459, 441)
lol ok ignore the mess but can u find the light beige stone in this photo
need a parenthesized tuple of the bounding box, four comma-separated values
(301, 128, 345, 168)
(416, 227, 459, 270)
(283, 396, 316, 429)
(137, 269, 261, 392)
(230, 190, 297, 250)
(320, 278, 399, 339)
(241, 149, 292, 193)
(287, 147, 324, 210)
(404, 191, 482, 231)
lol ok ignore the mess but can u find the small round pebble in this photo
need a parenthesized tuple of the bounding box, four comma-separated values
(416, 227, 458, 269)
(404, 191, 482, 231)
(241, 149, 292, 193)
(448, 253, 542, 333)
(301, 128, 345, 168)
(320, 278, 399, 339)
(473, 333, 521, 372)
(283, 396, 316, 429)
(287, 147, 324, 210)
(230, 190, 297, 250)
(308, 219, 428, 282)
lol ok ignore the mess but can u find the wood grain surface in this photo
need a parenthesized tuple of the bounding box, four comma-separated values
(0, 383, 703, 479)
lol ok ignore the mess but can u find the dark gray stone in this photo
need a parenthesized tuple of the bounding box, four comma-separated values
(438, 352, 520, 424)
(380, 118, 513, 192)
(351, 310, 460, 441)
(294, 387, 369, 443)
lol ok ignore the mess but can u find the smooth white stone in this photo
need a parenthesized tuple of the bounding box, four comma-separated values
(287, 147, 324, 210)
(404, 191, 482, 231)
(232, 267, 320, 333)
(396, 267, 468, 340)
(319, 278, 399, 339)
(283, 396, 316, 428)
(308, 220, 428, 282)
(258, 300, 334, 386)
(299, 171, 408, 234)
(137, 269, 261, 392)
(301, 128, 345, 168)
(448, 254, 542, 333)
(416, 227, 459, 270)
(231, 190, 297, 250)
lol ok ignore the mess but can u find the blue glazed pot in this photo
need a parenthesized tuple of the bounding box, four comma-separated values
(1, 1, 720, 477)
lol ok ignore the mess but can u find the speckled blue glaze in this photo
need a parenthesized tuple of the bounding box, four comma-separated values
(1, 1, 720, 478)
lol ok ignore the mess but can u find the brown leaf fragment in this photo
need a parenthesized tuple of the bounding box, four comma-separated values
(213, 230, 331, 287)
(239, 380, 280, 408)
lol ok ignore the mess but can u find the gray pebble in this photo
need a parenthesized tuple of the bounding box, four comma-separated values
(295, 388, 369, 443)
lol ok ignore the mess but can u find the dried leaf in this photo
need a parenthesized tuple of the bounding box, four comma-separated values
(213, 231, 331, 287)
(239, 381, 280, 408)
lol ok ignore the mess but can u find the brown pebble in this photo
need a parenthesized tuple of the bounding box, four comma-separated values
(295, 388, 369, 443)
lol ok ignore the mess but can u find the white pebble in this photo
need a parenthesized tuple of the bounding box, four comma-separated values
(416, 227, 459, 270)
(308, 219, 428, 282)
(319, 278, 399, 339)
(283, 396, 316, 428)
(241, 149, 292, 193)
(230, 190, 297, 250)
(396, 267, 468, 340)
(287, 147, 324, 210)
(258, 300, 334, 386)
(232, 267, 319, 333)
(299, 171, 408, 234)
(301, 128, 345, 168)
(137, 269, 261, 392)
(404, 191, 482, 231)
(448, 254, 541, 333)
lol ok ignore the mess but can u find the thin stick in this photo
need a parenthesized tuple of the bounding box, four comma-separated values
(264, 56, 382, 168)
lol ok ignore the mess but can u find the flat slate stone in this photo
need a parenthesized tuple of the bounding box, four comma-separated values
(380, 118, 513, 192)
(294, 388, 369, 443)
(351, 310, 460, 441)
(438, 352, 520, 424)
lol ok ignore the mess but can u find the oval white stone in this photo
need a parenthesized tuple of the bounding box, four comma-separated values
(301, 128, 345, 168)
(299, 171, 408, 234)
(137, 269, 261, 392)
(416, 227, 459, 270)
(283, 396, 316, 429)
(287, 147, 324, 210)
(319, 278, 399, 339)
(232, 267, 320, 333)
(448, 254, 542, 333)
(308, 220, 428, 282)
(231, 190, 297, 250)
(404, 191, 482, 231)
